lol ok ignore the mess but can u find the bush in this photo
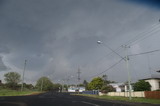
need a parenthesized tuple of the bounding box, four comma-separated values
(101, 85, 115, 93)
(154, 89, 160, 91)
(133, 80, 151, 91)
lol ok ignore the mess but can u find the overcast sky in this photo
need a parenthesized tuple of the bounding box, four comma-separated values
(0, 0, 160, 85)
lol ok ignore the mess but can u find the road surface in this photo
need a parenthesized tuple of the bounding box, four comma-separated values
(0, 92, 158, 106)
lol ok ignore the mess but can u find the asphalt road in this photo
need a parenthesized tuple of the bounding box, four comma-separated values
(0, 92, 158, 106)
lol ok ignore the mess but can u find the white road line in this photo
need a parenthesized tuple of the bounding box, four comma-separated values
(81, 101, 100, 106)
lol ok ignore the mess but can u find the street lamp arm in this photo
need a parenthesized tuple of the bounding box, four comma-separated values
(97, 41, 125, 61)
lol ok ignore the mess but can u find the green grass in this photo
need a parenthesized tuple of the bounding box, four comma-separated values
(0, 89, 42, 96)
(77, 94, 160, 104)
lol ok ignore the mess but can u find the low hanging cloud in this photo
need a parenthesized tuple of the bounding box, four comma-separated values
(0, 56, 9, 71)
(0, 0, 160, 84)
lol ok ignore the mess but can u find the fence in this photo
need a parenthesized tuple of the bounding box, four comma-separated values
(99, 91, 145, 97)
(145, 91, 160, 99)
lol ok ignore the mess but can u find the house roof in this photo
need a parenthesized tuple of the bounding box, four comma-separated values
(140, 74, 160, 80)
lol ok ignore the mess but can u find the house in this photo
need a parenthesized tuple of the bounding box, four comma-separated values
(110, 83, 135, 92)
(141, 75, 160, 91)
(68, 86, 77, 92)
(109, 83, 125, 92)
(68, 86, 85, 92)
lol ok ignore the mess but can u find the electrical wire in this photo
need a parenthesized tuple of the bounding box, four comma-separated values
(96, 22, 160, 61)
(124, 23, 160, 46)
(130, 27, 160, 46)
(128, 49, 160, 57)
(88, 58, 123, 79)
(85, 22, 160, 81)
(95, 22, 160, 64)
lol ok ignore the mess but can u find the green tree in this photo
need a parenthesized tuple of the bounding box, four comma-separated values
(133, 80, 151, 91)
(87, 77, 103, 90)
(23, 83, 34, 90)
(83, 80, 88, 89)
(4, 72, 21, 89)
(36, 77, 54, 91)
(102, 74, 108, 85)
(53, 83, 62, 91)
(101, 74, 115, 85)
(101, 85, 115, 93)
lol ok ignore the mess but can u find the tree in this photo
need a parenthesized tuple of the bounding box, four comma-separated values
(101, 74, 115, 85)
(133, 80, 151, 91)
(87, 77, 103, 90)
(102, 74, 108, 85)
(52, 83, 62, 92)
(101, 85, 115, 93)
(36, 77, 54, 91)
(83, 80, 88, 89)
(23, 83, 34, 90)
(4, 72, 21, 89)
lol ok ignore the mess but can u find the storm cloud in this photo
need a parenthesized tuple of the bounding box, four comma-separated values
(0, 0, 160, 84)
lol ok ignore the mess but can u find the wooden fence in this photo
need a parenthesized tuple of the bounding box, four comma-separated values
(145, 91, 160, 99)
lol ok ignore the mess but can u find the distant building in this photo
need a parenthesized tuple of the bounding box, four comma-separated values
(79, 87, 85, 92)
(141, 75, 160, 91)
(68, 86, 77, 92)
(109, 83, 125, 92)
(68, 86, 85, 92)
(109, 83, 135, 92)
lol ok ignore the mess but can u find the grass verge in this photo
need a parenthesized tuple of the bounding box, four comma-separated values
(77, 94, 160, 104)
(0, 89, 42, 96)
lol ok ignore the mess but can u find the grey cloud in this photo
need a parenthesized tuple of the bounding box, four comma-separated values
(0, 56, 9, 71)
(0, 0, 160, 84)
(0, 46, 10, 54)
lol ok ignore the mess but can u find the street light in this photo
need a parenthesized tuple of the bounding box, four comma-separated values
(97, 40, 132, 100)
(97, 41, 125, 60)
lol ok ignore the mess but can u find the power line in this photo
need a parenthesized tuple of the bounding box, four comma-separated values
(94, 22, 160, 65)
(88, 58, 123, 79)
(128, 49, 160, 57)
(86, 21, 160, 81)
(98, 41, 125, 61)
(92, 22, 160, 68)
(124, 23, 160, 46)
(130, 27, 160, 46)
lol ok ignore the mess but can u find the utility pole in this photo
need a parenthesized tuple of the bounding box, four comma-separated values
(123, 45, 132, 100)
(97, 41, 132, 99)
(21, 60, 27, 91)
(40, 78, 44, 91)
(77, 67, 81, 93)
(62, 79, 65, 92)
(78, 68, 81, 82)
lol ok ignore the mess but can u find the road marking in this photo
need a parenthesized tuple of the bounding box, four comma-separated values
(81, 101, 100, 106)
